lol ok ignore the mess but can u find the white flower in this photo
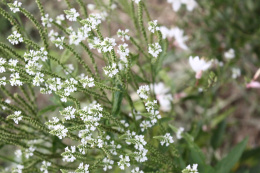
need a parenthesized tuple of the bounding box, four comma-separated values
(24, 146, 36, 159)
(8, 31, 23, 45)
(13, 164, 24, 173)
(224, 48, 235, 59)
(103, 157, 114, 171)
(172, 27, 189, 50)
(56, 14, 65, 25)
(79, 74, 95, 88)
(117, 29, 130, 42)
(64, 8, 79, 21)
(48, 30, 58, 41)
(151, 83, 173, 112)
(62, 146, 76, 162)
(160, 133, 174, 146)
(41, 14, 53, 27)
(8, 1, 22, 13)
(101, 37, 116, 52)
(176, 127, 184, 139)
(8, 111, 22, 124)
(60, 106, 76, 120)
(53, 37, 65, 49)
(87, 4, 96, 10)
(118, 155, 130, 170)
(117, 43, 129, 63)
(103, 63, 119, 78)
(182, 0, 197, 11)
(0, 77, 7, 86)
(14, 149, 22, 158)
(131, 167, 144, 173)
(40, 161, 51, 173)
(140, 120, 152, 131)
(168, 0, 182, 11)
(2, 99, 11, 110)
(50, 124, 68, 139)
(232, 68, 241, 79)
(132, 0, 141, 4)
(76, 162, 89, 173)
(134, 135, 147, 150)
(189, 56, 212, 79)
(0, 57, 6, 73)
(33, 72, 44, 86)
(182, 164, 199, 173)
(145, 100, 158, 112)
(10, 73, 23, 86)
(137, 85, 150, 100)
(149, 109, 161, 125)
(148, 20, 160, 33)
(134, 148, 148, 162)
(148, 42, 162, 58)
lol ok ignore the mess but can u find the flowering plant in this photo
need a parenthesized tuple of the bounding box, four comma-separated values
(0, 0, 252, 173)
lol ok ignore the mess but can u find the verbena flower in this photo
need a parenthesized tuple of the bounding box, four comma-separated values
(0, 57, 6, 73)
(117, 29, 130, 42)
(24, 145, 36, 159)
(56, 14, 65, 25)
(132, 0, 141, 4)
(101, 37, 117, 52)
(131, 167, 144, 173)
(7, 111, 22, 124)
(140, 120, 152, 132)
(117, 44, 129, 63)
(10, 73, 23, 86)
(8, 1, 22, 13)
(0, 77, 6, 86)
(40, 161, 51, 173)
(41, 14, 53, 27)
(189, 56, 211, 79)
(48, 30, 58, 41)
(148, 20, 160, 33)
(118, 155, 130, 170)
(12, 164, 24, 173)
(145, 100, 158, 112)
(182, 164, 199, 173)
(148, 42, 162, 58)
(149, 109, 161, 125)
(231, 67, 241, 79)
(79, 74, 95, 88)
(62, 146, 76, 162)
(8, 31, 23, 45)
(87, 4, 96, 11)
(134, 148, 148, 162)
(137, 85, 150, 100)
(160, 133, 174, 146)
(224, 48, 235, 59)
(102, 157, 114, 171)
(75, 162, 90, 173)
(60, 106, 76, 120)
(103, 63, 119, 78)
(49, 124, 68, 139)
(64, 8, 80, 21)
(33, 72, 44, 86)
(176, 127, 184, 139)
(53, 37, 65, 49)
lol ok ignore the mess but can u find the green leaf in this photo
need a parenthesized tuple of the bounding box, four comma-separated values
(215, 138, 248, 173)
(37, 105, 60, 116)
(112, 84, 124, 117)
(211, 120, 226, 149)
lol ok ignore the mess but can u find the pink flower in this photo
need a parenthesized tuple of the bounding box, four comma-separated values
(246, 81, 260, 89)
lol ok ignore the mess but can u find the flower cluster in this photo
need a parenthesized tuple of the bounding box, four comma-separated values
(7, 111, 22, 124)
(148, 20, 160, 33)
(7, 31, 23, 45)
(64, 8, 80, 21)
(148, 42, 162, 58)
(8, 1, 22, 13)
(103, 63, 119, 78)
(167, 0, 197, 12)
(182, 164, 199, 173)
